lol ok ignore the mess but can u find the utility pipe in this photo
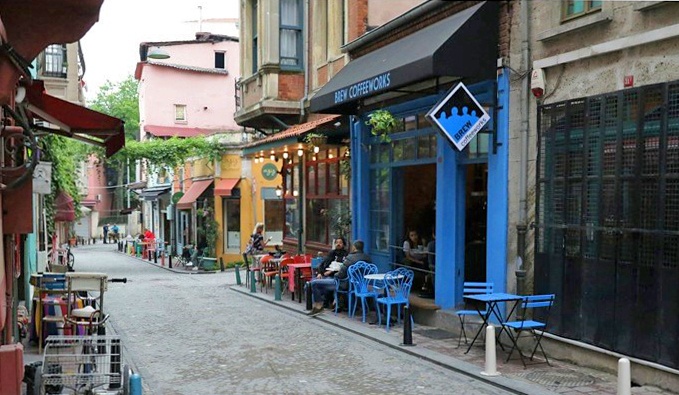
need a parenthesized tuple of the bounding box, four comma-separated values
(516, 0, 531, 292)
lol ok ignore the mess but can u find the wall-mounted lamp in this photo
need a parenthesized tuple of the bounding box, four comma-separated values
(275, 185, 282, 197)
(148, 46, 170, 60)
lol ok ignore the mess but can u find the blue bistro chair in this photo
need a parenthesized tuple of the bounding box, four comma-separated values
(455, 282, 494, 347)
(502, 294, 556, 367)
(348, 262, 379, 322)
(376, 267, 414, 332)
(333, 276, 353, 316)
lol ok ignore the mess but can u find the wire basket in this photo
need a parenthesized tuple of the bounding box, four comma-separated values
(41, 335, 124, 394)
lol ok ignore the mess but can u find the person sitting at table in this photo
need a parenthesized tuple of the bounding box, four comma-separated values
(317, 237, 348, 277)
(308, 240, 370, 316)
(403, 229, 427, 268)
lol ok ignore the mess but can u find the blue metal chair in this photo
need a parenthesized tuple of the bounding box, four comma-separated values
(455, 282, 494, 347)
(376, 267, 414, 332)
(502, 294, 555, 367)
(333, 276, 353, 316)
(348, 262, 379, 322)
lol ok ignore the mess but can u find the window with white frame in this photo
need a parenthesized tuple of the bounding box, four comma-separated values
(280, 0, 303, 69)
(174, 104, 187, 122)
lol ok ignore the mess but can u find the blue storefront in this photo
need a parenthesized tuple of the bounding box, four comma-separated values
(310, 1, 508, 309)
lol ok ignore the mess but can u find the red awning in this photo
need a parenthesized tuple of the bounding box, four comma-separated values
(214, 178, 240, 196)
(24, 80, 125, 157)
(176, 179, 213, 210)
(54, 190, 75, 222)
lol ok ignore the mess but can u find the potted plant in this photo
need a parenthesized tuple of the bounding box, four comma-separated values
(365, 109, 402, 142)
(303, 132, 327, 147)
(197, 208, 220, 270)
(68, 230, 77, 246)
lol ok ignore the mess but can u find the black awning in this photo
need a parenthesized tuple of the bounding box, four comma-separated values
(309, 1, 498, 114)
(140, 186, 171, 201)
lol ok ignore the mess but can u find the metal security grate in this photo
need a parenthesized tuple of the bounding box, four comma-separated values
(536, 81, 679, 370)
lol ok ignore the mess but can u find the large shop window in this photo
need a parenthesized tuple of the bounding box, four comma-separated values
(305, 147, 349, 245)
(282, 155, 301, 240)
(536, 81, 679, 368)
(280, 0, 303, 69)
(223, 198, 241, 252)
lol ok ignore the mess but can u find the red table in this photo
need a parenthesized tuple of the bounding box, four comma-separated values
(287, 263, 311, 303)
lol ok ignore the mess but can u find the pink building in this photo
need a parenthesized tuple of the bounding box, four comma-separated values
(134, 32, 240, 246)
(136, 33, 240, 138)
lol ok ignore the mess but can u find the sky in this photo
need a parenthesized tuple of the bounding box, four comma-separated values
(80, 0, 239, 101)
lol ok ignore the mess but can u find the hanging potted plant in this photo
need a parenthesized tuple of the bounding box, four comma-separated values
(304, 132, 328, 147)
(366, 109, 402, 142)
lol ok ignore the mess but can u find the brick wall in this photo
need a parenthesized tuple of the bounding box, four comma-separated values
(278, 73, 305, 101)
(348, 0, 368, 42)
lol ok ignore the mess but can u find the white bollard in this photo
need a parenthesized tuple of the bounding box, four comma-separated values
(480, 325, 501, 376)
(617, 358, 631, 395)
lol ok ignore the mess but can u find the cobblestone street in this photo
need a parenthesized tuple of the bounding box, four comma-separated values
(72, 245, 519, 395)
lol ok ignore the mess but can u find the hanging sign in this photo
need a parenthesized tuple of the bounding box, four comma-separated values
(426, 82, 490, 151)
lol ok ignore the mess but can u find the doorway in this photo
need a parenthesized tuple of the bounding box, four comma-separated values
(464, 163, 487, 282)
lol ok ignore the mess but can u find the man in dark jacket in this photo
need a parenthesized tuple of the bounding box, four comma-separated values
(316, 237, 348, 278)
(308, 240, 371, 316)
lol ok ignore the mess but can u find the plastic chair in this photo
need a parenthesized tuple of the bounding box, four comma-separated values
(502, 294, 556, 367)
(348, 262, 379, 322)
(455, 282, 494, 347)
(376, 267, 414, 332)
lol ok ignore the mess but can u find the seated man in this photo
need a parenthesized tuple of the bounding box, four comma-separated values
(317, 237, 348, 276)
(308, 240, 371, 316)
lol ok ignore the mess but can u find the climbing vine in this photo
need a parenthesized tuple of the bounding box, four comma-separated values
(40, 135, 89, 234)
(117, 136, 223, 169)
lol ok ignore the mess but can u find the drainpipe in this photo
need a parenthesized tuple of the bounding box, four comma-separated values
(516, 0, 531, 296)
(299, 0, 309, 122)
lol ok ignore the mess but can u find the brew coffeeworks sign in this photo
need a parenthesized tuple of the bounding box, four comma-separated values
(333, 72, 391, 105)
(426, 82, 490, 151)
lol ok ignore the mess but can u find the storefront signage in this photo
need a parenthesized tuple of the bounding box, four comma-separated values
(426, 82, 490, 151)
(333, 72, 391, 105)
(261, 163, 278, 181)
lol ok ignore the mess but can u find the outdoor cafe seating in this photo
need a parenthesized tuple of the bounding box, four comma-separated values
(502, 294, 556, 367)
(455, 282, 494, 347)
(348, 262, 379, 323)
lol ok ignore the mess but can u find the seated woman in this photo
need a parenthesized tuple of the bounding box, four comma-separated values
(403, 229, 427, 268)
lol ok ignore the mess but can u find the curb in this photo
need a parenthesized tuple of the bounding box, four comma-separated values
(229, 285, 558, 395)
(115, 250, 220, 275)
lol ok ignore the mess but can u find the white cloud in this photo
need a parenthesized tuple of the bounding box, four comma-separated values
(80, 0, 238, 101)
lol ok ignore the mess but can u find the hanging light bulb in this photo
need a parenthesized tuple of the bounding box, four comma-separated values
(275, 186, 282, 197)
(297, 147, 304, 157)
(270, 149, 276, 161)
(328, 152, 334, 159)
(293, 190, 299, 197)
(312, 155, 317, 161)
(313, 146, 320, 154)
(282, 148, 289, 159)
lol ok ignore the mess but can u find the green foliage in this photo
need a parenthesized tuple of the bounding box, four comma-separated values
(121, 136, 223, 169)
(197, 207, 220, 257)
(366, 109, 402, 143)
(40, 135, 89, 233)
(88, 75, 140, 141)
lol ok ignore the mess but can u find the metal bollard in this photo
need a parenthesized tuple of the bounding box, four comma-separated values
(235, 265, 242, 285)
(250, 271, 257, 293)
(480, 325, 501, 376)
(401, 306, 415, 346)
(153, 251, 158, 264)
(274, 275, 282, 301)
(169, 254, 173, 269)
(220, 257, 225, 272)
(618, 358, 631, 395)
(305, 281, 313, 310)
(130, 373, 143, 395)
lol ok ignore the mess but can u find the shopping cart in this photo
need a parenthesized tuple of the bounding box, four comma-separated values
(35, 335, 130, 395)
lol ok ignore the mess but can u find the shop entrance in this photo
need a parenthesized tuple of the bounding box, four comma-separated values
(464, 163, 487, 282)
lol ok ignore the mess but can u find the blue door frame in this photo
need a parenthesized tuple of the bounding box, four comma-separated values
(351, 71, 510, 309)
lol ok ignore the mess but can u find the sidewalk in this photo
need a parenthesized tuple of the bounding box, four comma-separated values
(229, 281, 672, 395)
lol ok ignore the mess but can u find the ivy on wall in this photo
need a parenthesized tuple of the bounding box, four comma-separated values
(119, 136, 223, 170)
